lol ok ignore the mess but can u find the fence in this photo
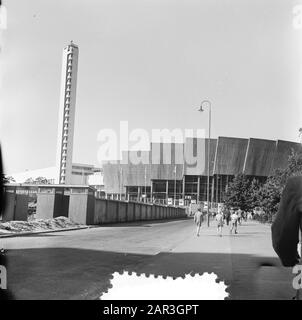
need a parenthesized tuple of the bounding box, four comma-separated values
(93, 198, 186, 225)
(2, 184, 187, 225)
(1, 185, 36, 222)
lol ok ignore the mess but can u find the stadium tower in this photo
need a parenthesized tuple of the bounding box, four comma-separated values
(55, 41, 79, 184)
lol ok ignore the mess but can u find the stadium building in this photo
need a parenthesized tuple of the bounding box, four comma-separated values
(102, 137, 302, 205)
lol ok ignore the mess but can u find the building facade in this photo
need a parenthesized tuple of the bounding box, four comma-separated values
(102, 137, 302, 205)
(56, 41, 79, 184)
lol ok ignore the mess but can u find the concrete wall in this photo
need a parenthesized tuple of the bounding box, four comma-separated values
(14, 194, 28, 221)
(93, 199, 186, 225)
(36, 192, 56, 220)
(68, 194, 87, 224)
(68, 189, 95, 225)
(2, 192, 28, 222)
(94, 198, 107, 224)
(2, 192, 16, 222)
(36, 187, 69, 220)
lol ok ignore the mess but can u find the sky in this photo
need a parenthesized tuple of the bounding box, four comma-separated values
(0, 0, 302, 174)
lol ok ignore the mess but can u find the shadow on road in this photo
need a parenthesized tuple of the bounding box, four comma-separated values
(5, 247, 294, 300)
(96, 218, 188, 228)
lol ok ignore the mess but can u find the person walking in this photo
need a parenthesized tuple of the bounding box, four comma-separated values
(216, 208, 224, 237)
(237, 208, 242, 225)
(194, 206, 204, 237)
(224, 207, 231, 226)
(243, 211, 247, 222)
(230, 208, 238, 234)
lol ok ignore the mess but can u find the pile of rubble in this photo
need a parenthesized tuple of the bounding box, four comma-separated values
(0, 216, 83, 234)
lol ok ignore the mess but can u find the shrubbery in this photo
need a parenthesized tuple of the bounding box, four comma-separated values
(224, 150, 302, 223)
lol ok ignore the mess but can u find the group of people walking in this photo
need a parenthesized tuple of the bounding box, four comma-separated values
(194, 204, 247, 237)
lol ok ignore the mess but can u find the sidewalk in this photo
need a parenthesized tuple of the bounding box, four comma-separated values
(133, 220, 295, 299)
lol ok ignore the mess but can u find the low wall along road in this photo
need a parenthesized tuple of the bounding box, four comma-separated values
(2, 185, 187, 225)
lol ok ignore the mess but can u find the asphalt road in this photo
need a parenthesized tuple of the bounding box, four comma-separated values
(1, 218, 295, 300)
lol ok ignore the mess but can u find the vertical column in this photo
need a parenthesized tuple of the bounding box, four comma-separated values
(137, 186, 141, 202)
(125, 186, 128, 201)
(211, 176, 215, 205)
(166, 180, 169, 205)
(220, 175, 223, 203)
(216, 175, 219, 204)
(150, 180, 153, 203)
(182, 176, 185, 201)
(197, 176, 200, 204)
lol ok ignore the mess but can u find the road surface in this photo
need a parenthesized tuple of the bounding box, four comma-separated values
(1, 218, 295, 299)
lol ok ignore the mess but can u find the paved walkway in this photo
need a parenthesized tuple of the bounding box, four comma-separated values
(2, 218, 295, 299)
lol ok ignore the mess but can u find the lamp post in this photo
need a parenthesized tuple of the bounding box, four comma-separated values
(198, 100, 212, 227)
(119, 166, 123, 200)
(144, 166, 147, 203)
(174, 165, 177, 206)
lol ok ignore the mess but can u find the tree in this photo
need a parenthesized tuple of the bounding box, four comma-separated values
(24, 177, 34, 184)
(34, 177, 49, 184)
(2, 175, 16, 183)
(256, 174, 282, 222)
(24, 177, 50, 184)
(257, 150, 302, 222)
(245, 178, 261, 210)
(224, 174, 260, 211)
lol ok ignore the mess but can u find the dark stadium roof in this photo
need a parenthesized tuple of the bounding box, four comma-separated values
(102, 137, 301, 193)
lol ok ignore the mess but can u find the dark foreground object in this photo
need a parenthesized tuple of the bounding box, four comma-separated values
(271, 176, 302, 267)
(0, 145, 14, 299)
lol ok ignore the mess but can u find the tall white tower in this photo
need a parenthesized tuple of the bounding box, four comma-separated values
(56, 41, 79, 184)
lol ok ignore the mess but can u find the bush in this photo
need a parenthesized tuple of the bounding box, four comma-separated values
(257, 150, 302, 221)
(224, 174, 261, 212)
(224, 149, 302, 223)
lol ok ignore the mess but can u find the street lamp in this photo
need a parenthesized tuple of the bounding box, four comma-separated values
(198, 100, 212, 227)
(174, 165, 177, 206)
(119, 166, 123, 200)
(144, 166, 147, 203)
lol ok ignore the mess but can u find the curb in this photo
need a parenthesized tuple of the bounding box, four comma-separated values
(0, 226, 90, 238)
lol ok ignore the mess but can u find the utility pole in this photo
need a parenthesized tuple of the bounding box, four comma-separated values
(144, 166, 147, 203)
(174, 165, 177, 206)
(198, 100, 212, 227)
